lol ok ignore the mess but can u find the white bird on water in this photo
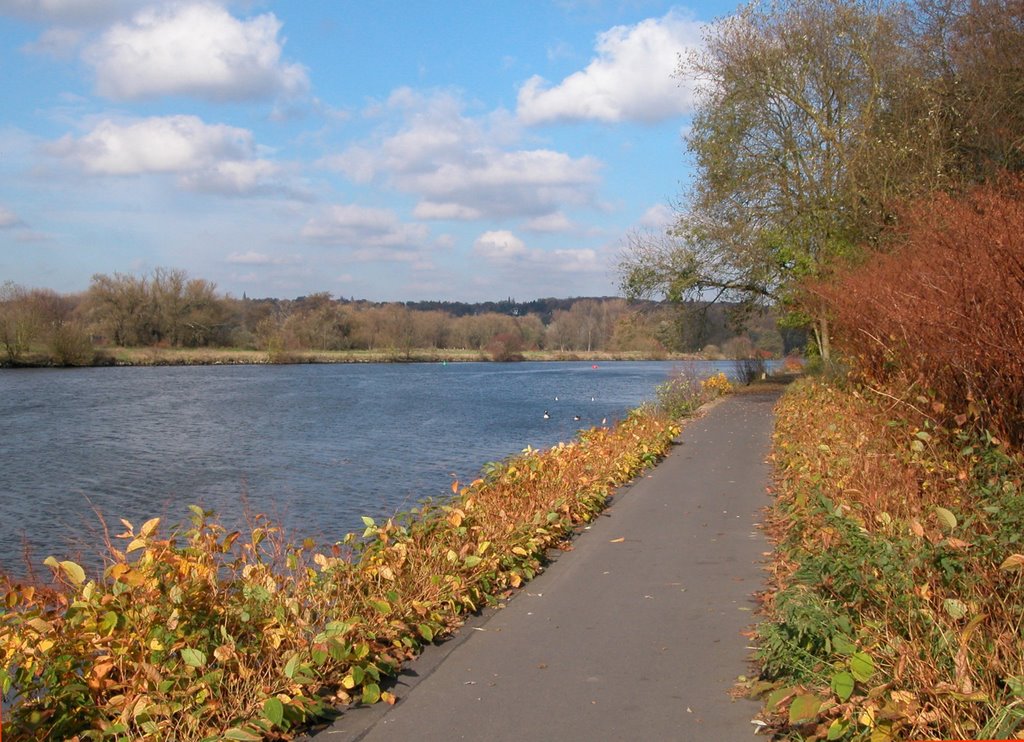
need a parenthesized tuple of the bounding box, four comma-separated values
(543, 410, 550, 419)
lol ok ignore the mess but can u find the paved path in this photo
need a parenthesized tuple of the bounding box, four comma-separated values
(310, 388, 781, 741)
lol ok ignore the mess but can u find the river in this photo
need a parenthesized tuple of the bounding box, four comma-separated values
(0, 360, 746, 577)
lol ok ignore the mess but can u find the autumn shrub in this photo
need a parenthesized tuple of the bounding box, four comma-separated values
(0, 409, 679, 741)
(753, 378, 1024, 740)
(47, 321, 95, 366)
(815, 179, 1024, 445)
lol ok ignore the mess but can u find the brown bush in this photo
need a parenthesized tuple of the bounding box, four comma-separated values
(816, 179, 1024, 445)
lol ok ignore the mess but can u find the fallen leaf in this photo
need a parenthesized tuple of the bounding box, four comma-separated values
(610, 537, 625, 543)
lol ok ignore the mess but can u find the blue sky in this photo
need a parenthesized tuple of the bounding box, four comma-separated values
(0, 0, 733, 302)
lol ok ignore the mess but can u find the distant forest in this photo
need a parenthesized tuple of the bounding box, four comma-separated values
(0, 268, 803, 365)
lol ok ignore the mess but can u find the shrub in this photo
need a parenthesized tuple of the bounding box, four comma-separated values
(816, 179, 1024, 445)
(0, 410, 679, 741)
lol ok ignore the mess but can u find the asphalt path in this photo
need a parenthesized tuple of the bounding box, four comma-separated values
(309, 387, 782, 741)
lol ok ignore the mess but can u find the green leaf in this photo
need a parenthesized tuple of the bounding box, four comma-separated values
(60, 560, 86, 585)
(263, 697, 284, 727)
(832, 634, 857, 656)
(418, 623, 434, 642)
(370, 599, 391, 614)
(362, 682, 381, 705)
(463, 555, 483, 568)
(222, 729, 263, 741)
(831, 671, 855, 701)
(850, 652, 875, 682)
(283, 654, 300, 679)
(827, 718, 850, 740)
(943, 598, 969, 620)
(1005, 676, 1024, 698)
(99, 610, 119, 636)
(935, 506, 958, 531)
(181, 647, 207, 668)
(788, 693, 821, 724)
(361, 516, 375, 527)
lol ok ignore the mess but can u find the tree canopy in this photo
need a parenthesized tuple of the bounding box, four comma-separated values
(620, 0, 1024, 362)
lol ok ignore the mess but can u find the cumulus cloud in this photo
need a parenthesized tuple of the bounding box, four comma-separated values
(523, 211, 575, 233)
(48, 115, 291, 197)
(301, 204, 429, 254)
(472, 229, 605, 276)
(472, 230, 527, 261)
(50, 115, 252, 174)
(323, 89, 602, 222)
(83, 2, 308, 101)
(517, 10, 703, 124)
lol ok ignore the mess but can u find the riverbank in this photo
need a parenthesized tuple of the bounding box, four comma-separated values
(1, 347, 706, 368)
(0, 405, 690, 740)
(751, 377, 1024, 740)
(309, 382, 783, 740)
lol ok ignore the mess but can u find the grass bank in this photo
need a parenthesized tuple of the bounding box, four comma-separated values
(751, 377, 1024, 740)
(2, 346, 702, 368)
(1, 407, 687, 741)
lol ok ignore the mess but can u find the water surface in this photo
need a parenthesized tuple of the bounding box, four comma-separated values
(1, 360, 739, 576)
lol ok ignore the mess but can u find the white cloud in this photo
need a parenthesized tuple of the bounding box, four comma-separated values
(50, 115, 252, 174)
(83, 2, 308, 101)
(638, 202, 675, 229)
(402, 149, 602, 220)
(472, 229, 605, 276)
(413, 202, 482, 221)
(301, 204, 429, 254)
(523, 211, 575, 233)
(226, 251, 299, 266)
(517, 10, 703, 124)
(0, 204, 21, 228)
(322, 89, 602, 222)
(473, 230, 528, 261)
(48, 115, 291, 197)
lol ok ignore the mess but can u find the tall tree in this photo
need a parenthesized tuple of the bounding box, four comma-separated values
(620, 0, 914, 363)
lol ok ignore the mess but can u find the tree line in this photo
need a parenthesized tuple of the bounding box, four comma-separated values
(620, 0, 1024, 364)
(0, 268, 794, 365)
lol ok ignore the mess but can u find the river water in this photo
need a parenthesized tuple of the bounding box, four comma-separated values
(0, 360, 745, 577)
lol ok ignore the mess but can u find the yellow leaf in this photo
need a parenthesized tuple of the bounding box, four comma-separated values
(140, 517, 161, 538)
(126, 538, 147, 553)
(60, 560, 86, 585)
(511, 546, 529, 556)
(1000, 553, 1024, 571)
(341, 674, 356, 689)
(381, 691, 397, 705)
(149, 638, 165, 651)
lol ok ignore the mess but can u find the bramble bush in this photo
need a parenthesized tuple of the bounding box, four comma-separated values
(815, 179, 1024, 446)
(0, 409, 679, 741)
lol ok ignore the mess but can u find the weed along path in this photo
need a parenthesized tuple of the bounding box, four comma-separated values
(309, 387, 783, 741)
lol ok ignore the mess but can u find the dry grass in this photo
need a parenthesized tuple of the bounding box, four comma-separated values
(755, 377, 1024, 740)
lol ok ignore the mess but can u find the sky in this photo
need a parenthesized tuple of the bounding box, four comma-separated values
(0, 0, 735, 302)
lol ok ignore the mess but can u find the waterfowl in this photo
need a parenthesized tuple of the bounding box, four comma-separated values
(543, 411, 550, 419)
